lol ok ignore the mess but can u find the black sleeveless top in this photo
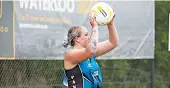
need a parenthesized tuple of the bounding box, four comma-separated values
(65, 65, 83, 88)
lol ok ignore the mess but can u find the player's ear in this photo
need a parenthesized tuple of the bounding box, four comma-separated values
(74, 36, 81, 43)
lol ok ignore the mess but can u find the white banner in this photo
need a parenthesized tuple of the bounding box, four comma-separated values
(0, 1, 154, 60)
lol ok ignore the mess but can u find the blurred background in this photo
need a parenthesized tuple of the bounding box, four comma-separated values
(0, 1, 169, 88)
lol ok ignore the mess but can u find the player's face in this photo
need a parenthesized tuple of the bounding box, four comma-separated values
(78, 28, 89, 47)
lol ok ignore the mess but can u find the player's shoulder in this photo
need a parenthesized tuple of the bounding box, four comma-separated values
(65, 48, 77, 54)
(64, 49, 78, 59)
(64, 50, 73, 59)
(64, 48, 85, 60)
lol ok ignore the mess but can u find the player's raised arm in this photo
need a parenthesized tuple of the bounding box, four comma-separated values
(95, 11, 119, 57)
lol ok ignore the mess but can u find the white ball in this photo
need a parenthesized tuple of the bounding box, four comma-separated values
(90, 2, 114, 26)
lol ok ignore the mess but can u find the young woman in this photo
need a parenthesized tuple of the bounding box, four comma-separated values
(62, 12, 119, 88)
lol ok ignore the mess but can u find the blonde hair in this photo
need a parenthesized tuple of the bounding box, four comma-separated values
(62, 26, 84, 48)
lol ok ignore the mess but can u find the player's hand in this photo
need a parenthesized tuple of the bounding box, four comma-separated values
(89, 12, 98, 29)
(107, 9, 116, 26)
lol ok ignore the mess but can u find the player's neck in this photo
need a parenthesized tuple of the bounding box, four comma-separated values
(73, 44, 84, 49)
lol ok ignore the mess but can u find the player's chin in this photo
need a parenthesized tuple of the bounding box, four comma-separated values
(84, 43, 88, 48)
(84, 44, 88, 48)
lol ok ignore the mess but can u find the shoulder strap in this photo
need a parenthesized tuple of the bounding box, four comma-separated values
(90, 55, 97, 63)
